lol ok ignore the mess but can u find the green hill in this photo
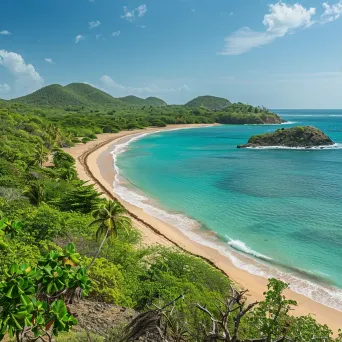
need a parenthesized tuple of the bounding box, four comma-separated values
(12, 84, 87, 107)
(64, 83, 125, 107)
(119, 95, 167, 107)
(145, 97, 167, 106)
(119, 95, 146, 106)
(11, 83, 126, 108)
(186, 95, 231, 110)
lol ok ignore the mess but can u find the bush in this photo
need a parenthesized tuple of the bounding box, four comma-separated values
(82, 137, 91, 144)
(103, 126, 119, 134)
(87, 258, 131, 306)
(87, 133, 97, 140)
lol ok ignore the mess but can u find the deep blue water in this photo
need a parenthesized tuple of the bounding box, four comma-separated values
(116, 110, 342, 310)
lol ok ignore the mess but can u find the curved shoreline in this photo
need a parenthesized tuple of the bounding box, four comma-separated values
(64, 124, 342, 333)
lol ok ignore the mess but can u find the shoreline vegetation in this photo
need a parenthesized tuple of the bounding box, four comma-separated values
(65, 124, 342, 333)
(1, 83, 342, 340)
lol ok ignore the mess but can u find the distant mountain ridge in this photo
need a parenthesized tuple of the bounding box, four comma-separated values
(185, 95, 232, 111)
(9, 83, 168, 108)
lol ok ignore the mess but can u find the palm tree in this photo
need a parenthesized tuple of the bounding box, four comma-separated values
(24, 181, 46, 206)
(34, 143, 48, 167)
(87, 200, 132, 269)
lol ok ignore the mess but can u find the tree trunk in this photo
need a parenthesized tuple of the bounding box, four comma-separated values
(86, 229, 109, 270)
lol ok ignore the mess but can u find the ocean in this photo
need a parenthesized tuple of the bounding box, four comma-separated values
(114, 109, 342, 311)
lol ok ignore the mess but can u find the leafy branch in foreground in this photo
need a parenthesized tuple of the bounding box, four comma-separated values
(0, 218, 22, 250)
(0, 243, 91, 342)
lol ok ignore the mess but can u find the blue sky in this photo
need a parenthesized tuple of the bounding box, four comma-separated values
(0, 0, 342, 108)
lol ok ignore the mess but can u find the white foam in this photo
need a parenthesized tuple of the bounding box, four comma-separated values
(245, 121, 296, 126)
(281, 121, 297, 125)
(227, 239, 273, 261)
(281, 115, 314, 117)
(111, 129, 342, 313)
(247, 143, 342, 150)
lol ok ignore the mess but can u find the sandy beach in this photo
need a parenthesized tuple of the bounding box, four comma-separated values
(64, 124, 342, 333)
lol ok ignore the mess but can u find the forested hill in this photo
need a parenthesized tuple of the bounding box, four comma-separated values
(186, 95, 232, 110)
(11, 83, 123, 108)
(119, 95, 167, 107)
(9, 83, 167, 108)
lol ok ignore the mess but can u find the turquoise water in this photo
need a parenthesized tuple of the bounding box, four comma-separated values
(115, 110, 342, 310)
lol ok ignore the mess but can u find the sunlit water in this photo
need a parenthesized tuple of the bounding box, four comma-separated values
(115, 110, 342, 311)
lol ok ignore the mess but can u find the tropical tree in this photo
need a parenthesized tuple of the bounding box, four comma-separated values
(58, 182, 103, 213)
(52, 149, 75, 169)
(57, 168, 78, 182)
(24, 181, 46, 206)
(87, 200, 132, 268)
(47, 125, 62, 147)
(33, 143, 49, 167)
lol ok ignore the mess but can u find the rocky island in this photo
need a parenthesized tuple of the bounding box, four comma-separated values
(237, 126, 334, 148)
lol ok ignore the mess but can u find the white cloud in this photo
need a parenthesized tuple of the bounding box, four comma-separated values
(100, 75, 189, 96)
(89, 20, 101, 29)
(321, 1, 342, 23)
(220, 2, 316, 55)
(121, 4, 147, 21)
(122, 7, 135, 22)
(112, 31, 121, 37)
(75, 35, 84, 43)
(0, 83, 11, 94)
(191, 9, 196, 13)
(0, 30, 11, 35)
(44, 58, 54, 64)
(136, 4, 147, 17)
(0, 50, 44, 96)
(138, 25, 146, 29)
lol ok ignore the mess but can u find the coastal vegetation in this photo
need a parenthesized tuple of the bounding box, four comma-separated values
(237, 126, 334, 148)
(2, 83, 284, 129)
(0, 91, 340, 341)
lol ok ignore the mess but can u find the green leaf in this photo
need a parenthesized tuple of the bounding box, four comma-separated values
(10, 314, 23, 330)
(14, 311, 29, 320)
(5, 285, 14, 298)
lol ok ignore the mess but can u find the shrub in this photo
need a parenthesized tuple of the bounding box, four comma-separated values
(82, 137, 91, 144)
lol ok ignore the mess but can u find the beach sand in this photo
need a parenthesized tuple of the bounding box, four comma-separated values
(63, 124, 342, 333)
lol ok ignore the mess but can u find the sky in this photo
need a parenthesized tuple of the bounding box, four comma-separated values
(0, 0, 342, 108)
